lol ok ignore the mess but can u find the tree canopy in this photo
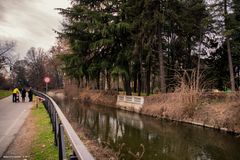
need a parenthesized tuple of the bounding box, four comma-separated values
(57, 0, 240, 95)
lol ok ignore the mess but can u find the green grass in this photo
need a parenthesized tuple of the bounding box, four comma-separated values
(30, 103, 58, 160)
(0, 90, 12, 99)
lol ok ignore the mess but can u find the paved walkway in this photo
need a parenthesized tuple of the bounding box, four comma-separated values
(0, 96, 32, 157)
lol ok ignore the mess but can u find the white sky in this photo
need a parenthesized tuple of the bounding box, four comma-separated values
(0, 0, 70, 58)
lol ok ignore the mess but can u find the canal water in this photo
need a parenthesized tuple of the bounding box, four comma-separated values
(55, 97, 240, 160)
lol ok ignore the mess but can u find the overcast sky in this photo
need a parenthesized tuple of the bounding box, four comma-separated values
(0, 0, 69, 58)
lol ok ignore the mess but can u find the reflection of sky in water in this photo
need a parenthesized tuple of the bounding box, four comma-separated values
(55, 98, 240, 160)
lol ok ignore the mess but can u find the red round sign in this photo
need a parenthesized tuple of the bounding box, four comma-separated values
(44, 77, 50, 83)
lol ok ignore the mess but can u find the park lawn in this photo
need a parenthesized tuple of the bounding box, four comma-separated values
(30, 103, 58, 160)
(0, 90, 12, 99)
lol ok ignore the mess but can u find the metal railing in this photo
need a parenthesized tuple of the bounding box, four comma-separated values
(33, 90, 95, 160)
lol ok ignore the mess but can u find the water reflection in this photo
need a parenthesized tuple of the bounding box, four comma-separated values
(55, 97, 240, 160)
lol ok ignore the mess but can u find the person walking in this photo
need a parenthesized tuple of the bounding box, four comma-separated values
(28, 87, 33, 102)
(21, 87, 26, 102)
(12, 87, 20, 103)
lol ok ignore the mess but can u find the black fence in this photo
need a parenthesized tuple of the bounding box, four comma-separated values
(33, 90, 95, 160)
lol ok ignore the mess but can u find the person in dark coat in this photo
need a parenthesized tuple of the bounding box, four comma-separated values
(28, 87, 33, 102)
(21, 88, 26, 102)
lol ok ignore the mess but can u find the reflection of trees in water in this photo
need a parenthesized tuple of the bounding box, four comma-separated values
(56, 97, 240, 160)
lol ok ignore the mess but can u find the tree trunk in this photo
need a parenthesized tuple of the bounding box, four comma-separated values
(77, 78, 80, 88)
(238, 66, 240, 89)
(85, 75, 89, 88)
(97, 71, 100, 90)
(104, 69, 108, 90)
(100, 71, 105, 90)
(187, 36, 192, 69)
(157, 22, 166, 93)
(159, 41, 166, 93)
(196, 53, 201, 91)
(138, 41, 143, 96)
(224, 0, 236, 91)
(146, 69, 151, 96)
(107, 70, 111, 90)
(146, 56, 151, 96)
(137, 72, 141, 96)
(133, 74, 137, 93)
(226, 39, 235, 91)
(196, 34, 202, 92)
(124, 76, 132, 95)
(117, 75, 119, 92)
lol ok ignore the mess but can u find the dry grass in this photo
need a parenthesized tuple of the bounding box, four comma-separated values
(64, 84, 80, 98)
(142, 70, 240, 133)
(143, 92, 240, 133)
(143, 70, 203, 120)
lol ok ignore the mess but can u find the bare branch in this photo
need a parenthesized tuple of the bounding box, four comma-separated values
(0, 41, 15, 56)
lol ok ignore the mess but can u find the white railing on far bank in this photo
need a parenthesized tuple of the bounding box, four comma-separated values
(117, 95, 144, 105)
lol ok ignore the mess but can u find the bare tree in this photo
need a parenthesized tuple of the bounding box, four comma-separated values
(25, 47, 47, 90)
(12, 60, 28, 87)
(47, 57, 63, 88)
(0, 41, 15, 70)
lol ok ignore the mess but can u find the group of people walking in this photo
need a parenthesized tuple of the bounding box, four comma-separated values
(12, 87, 33, 103)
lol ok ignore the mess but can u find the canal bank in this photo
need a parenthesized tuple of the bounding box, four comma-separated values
(54, 95, 240, 160)
(50, 89, 240, 135)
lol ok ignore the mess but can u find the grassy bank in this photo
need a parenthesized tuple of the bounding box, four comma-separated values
(0, 90, 11, 99)
(30, 103, 58, 159)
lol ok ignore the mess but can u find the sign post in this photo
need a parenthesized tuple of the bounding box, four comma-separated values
(44, 77, 50, 93)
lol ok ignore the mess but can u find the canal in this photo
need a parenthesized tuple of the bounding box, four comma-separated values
(54, 97, 240, 160)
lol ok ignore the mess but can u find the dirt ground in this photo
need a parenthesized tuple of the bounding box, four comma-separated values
(3, 109, 36, 159)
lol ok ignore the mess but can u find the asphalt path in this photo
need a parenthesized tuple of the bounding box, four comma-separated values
(0, 96, 32, 158)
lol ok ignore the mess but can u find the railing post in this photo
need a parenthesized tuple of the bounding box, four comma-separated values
(47, 99, 51, 114)
(70, 151, 78, 160)
(53, 110, 55, 132)
(51, 105, 54, 124)
(58, 123, 66, 160)
(47, 100, 51, 117)
(54, 113, 59, 146)
(141, 97, 144, 105)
